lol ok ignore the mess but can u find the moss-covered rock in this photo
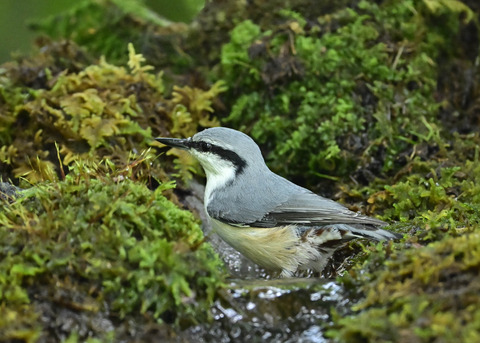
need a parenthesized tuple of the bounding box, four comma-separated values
(0, 42, 224, 184)
(0, 161, 224, 341)
(327, 232, 480, 342)
(218, 1, 473, 191)
(326, 135, 480, 341)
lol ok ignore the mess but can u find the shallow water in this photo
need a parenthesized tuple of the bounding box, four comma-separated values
(180, 278, 350, 342)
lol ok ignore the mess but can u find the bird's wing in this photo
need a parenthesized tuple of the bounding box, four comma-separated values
(247, 191, 386, 228)
(207, 172, 385, 229)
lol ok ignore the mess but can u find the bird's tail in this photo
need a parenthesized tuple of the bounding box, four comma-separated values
(336, 224, 401, 241)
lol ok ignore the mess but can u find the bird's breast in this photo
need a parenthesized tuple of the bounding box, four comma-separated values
(209, 218, 301, 272)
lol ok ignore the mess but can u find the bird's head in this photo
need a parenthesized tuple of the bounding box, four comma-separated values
(156, 127, 267, 180)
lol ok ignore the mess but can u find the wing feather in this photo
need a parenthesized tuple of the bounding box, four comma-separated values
(214, 190, 386, 228)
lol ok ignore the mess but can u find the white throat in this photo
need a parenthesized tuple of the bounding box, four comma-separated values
(191, 150, 237, 207)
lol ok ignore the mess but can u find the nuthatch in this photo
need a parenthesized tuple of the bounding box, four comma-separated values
(157, 127, 399, 277)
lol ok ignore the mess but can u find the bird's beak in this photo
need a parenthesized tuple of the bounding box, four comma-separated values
(155, 137, 191, 150)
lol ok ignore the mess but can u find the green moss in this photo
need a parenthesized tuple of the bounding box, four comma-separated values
(0, 160, 224, 341)
(218, 1, 465, 189)
(328, 135, 480, 341)
(327, 232, 480, 342)
(327, 135, 480, 342)
(28, 0, 180, 66)
(0, 43, 224, 184)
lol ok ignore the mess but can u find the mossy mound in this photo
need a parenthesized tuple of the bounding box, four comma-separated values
(0, 42, 224, 184)
(0, 161, 224, 341)
(326, 137, 480, 341)
(218, 1, 475, 191)
(328, 232, 480, 342)
(372, 155, 480, 236)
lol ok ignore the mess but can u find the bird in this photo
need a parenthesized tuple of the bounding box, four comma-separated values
(156, 127, 400, 277)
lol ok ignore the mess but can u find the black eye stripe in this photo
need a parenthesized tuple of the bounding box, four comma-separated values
(190, 140, 246, 175)
(190, 141, 212, 152)
(200, 142, 212, 152)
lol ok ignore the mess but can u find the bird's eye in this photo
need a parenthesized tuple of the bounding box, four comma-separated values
(199, 142, 212, 152)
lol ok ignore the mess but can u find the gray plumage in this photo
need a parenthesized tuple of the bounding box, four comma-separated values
(157, 127, 400, 277)
(192, 128, 392, 235)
